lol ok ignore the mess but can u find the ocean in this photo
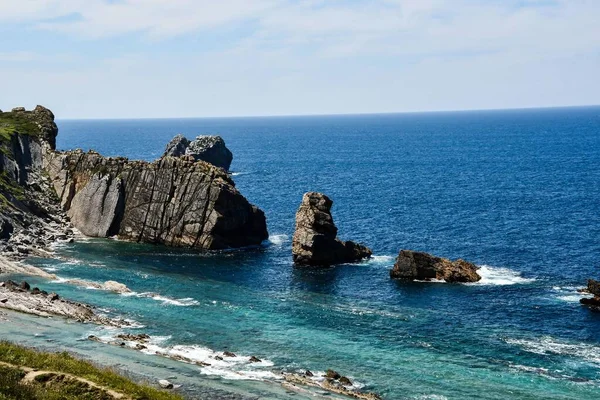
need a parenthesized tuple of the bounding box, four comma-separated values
(2, 107, 600, 399)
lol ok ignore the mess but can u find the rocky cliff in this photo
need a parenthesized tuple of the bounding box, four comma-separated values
(0, 106, 267, 253)
(390, 250, 481, 283)
(0, 106, 74, 258)
(292, 192, 372, 266)
(44, 147, 267, 250)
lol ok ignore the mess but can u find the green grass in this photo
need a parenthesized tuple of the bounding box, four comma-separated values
(0, 112, 40, 141)
(0, 342, 184, 400)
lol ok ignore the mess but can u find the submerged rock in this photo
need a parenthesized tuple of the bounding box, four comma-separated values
(390, 250, 481, 283)
(163, 134, 233, 171)
(292, 192, 372, 266)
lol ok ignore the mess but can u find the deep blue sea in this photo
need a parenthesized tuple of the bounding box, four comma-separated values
(2, 107, 600, 399)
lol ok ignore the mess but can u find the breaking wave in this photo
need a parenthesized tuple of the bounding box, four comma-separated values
(121, 291, 200, 307)
(470, 265, 536, 286)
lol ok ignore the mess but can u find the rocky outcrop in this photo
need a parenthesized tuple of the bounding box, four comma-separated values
(390, 250, 481, 283)
(580, 279, 600, 311)
(163, 134, 190, 158)
(292, 192, 371, 266)
(163, 134, 233, 171)
(45, 148, 267, 250)
(0, 280, 123, 325)
(0, 106, 74, 259)
(0, 106, 265, 255)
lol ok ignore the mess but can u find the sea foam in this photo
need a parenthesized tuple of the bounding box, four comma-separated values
(469, 265, 535, 286)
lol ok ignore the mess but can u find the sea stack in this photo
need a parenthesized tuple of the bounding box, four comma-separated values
(390, 250, 481, 283)
(292, 192, 372, 266)
(580, 279, 600, 311)
(163, 134, 233, 171)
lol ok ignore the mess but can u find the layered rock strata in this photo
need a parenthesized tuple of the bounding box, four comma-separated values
(44, 149, 267, 250)
(390, 250, 481, 283)
(0, 106, 267, 253)
(292, 192, 371, 266)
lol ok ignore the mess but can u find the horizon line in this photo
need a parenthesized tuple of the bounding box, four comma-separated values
(45, 103, 600, 121)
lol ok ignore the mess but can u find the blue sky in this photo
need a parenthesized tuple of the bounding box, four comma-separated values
(0, 0, 598, 118)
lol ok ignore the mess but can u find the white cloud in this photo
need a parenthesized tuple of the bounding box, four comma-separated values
(1, 0, 598, 117)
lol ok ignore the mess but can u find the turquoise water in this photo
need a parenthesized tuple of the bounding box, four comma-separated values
(2, 107, 600, 399)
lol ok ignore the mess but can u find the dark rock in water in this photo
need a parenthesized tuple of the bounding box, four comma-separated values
(580, 279, 600, 311)
(19, 281, 30, 291)
(223, 351, 236, 357)
(339, 376, 353, 386)
(325, 369, 341, 380)
(389, 250, 481, 283)
(48, 292, 59, 301)
(163, 134, 191, 158)
(116, 333, 150, 342)
(304, 370, 314, 377)
(214, 356, 223, 361)
(163, 134, 233, 171)
(292, 192, 372, 266)
(31, 287, 41, 295)
(249, 356, 261, 363)
(587, 279, 600, 296)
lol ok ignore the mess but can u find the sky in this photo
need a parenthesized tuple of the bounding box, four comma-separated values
(0, 0, 599, 119)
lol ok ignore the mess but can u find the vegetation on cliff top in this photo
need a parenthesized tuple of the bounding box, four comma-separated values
(0, 341, 183, 400)
(0, 112, 41, 142)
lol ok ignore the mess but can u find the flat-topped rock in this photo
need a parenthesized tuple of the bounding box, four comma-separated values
(390, 250, 481, 283)
(292, 192, 371, 266)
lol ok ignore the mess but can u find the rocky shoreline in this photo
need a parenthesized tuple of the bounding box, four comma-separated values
(0, 279, 129, 327)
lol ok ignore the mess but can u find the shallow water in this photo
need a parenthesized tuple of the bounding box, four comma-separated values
(2, 107, 600, 399)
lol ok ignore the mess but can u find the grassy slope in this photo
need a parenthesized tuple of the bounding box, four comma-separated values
(0, 341, 183, 400)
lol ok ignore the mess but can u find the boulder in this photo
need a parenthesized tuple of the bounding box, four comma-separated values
(163, 134, 190, 157)
(186, 136, 233, 171)
(158, 379, 174, 389)
(390, 250, 481, 283)
(292, 192, 372, 266)
(162, 134, 233, 171)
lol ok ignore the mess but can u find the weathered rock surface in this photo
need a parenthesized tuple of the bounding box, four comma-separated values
(163, 134, 233, 171)
(45, 148, 267, 250)
(0, 280, 122, 325)
(390, 250, 481, 283)
(292, 192, 371, 266)
(0, 106, 263, 257)
(163, 134, 190, 158)
(580, 279, 600, 311)
(0, 106, 74, 259)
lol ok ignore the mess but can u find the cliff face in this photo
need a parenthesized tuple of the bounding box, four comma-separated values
(45, 149, 268, 250)
(0, 106, 268, 255)
(0, 106, 74, 258)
